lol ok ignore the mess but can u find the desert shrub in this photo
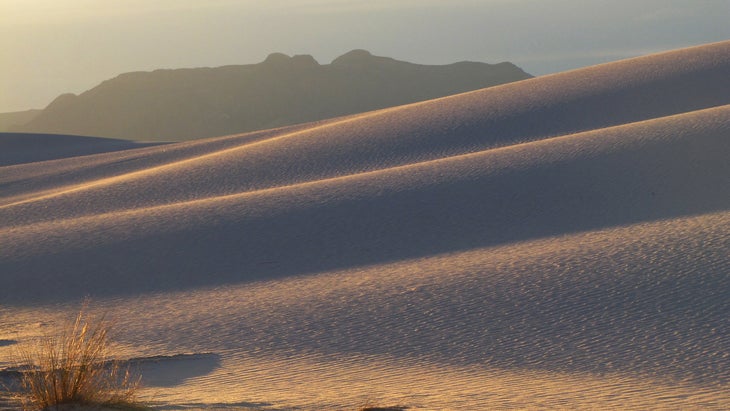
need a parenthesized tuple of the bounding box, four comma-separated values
(15, 305, 142, 410)
(357, 401, 408, 411)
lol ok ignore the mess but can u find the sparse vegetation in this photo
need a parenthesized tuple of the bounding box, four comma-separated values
(14, 305, 144, 410)
(357, 400, 408, 411)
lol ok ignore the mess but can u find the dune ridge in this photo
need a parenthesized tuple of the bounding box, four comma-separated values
(4, 42, 729, 182)
(2, 102, 727, 284)
(1, 41, 728, 225)
(1, 41, 729, 409)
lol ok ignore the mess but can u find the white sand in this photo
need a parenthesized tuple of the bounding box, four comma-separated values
(1, 41, 728, 409)
(0, 132, 160, 167)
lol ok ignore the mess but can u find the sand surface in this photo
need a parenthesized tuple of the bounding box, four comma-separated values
(1, 41, 729, 409)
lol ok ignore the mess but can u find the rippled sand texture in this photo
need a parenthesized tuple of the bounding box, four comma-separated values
(1, 41, 729, 409)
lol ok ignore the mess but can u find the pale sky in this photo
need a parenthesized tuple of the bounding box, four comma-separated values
(1, 0, 728, 112)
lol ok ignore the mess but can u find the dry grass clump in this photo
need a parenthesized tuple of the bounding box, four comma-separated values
(15, 306, 143, 410)
(357, 400, 408, 411)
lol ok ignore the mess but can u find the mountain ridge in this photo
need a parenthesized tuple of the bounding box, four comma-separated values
(13, 50, 531, 141)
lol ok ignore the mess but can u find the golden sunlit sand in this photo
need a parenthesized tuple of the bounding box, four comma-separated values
(1, 41, 729, 409)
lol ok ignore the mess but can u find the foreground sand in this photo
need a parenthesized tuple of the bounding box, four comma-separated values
(1, 41, 728, 409)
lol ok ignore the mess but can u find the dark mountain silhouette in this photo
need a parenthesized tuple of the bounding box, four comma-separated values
(15, 50, 531, 141)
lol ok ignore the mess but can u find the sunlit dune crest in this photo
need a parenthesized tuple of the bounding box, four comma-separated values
(1, 41, 729, 409)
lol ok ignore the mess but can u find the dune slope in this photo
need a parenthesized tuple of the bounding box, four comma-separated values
(2, 40, 729, 220)
(1, 41, 729, 409)
(0, 132, 162, 166)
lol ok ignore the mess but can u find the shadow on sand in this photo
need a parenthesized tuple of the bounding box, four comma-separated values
(126, 353, 222, 388)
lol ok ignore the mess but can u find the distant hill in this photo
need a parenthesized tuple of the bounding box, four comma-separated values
(0, 109, 41, 131)
(13, 50, 531, 141)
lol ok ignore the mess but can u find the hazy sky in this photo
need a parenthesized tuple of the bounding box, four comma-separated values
(2, 0, 728, 112)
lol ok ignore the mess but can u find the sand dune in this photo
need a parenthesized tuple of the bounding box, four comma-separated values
(0, 132, 162, 167)
(1, 104, 728, 301)
(1, 41, 729, 409)
(2, 41, 728, 218)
